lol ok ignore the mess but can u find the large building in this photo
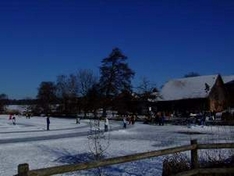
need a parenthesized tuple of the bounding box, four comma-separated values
(154, 74, 234, 113)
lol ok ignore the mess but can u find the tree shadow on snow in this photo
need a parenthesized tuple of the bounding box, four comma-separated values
(36, 145, 162, 175)
(59, 158, 163, 176)
(55, 152, 95, 164)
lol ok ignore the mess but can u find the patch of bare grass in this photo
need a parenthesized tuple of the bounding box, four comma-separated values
(162, 150, 234, 176)
(162, 153, 190, 176)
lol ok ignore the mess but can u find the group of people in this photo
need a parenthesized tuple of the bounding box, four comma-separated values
(9, 114, 50, 130)
(144, 111, 165, 126)
(155, 112, 165, 126)
(104, 116, 132, 131)
(122, 114, 136, 129)
(8, 113, 50, 130)
(8, 113, 135, 132)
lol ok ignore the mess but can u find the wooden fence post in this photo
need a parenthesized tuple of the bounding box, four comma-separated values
(18, 163, 29, 176)
(191, 139, 198, 169)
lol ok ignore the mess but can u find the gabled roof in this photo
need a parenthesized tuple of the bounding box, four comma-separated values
(159, 75, 219, 101)
(222, 75, 234, 84)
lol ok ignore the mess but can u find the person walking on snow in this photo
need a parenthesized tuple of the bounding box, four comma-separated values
(104, 117, 109, 132)
(123, 117, 127, 128)
(76, 114, 80, 124)
(46, 115, 50, 130)
(12, 115, 16, 125)
(9, 114, 12, 120)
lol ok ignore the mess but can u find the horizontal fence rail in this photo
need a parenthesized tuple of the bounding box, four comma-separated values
(198, 142, 234, 149)
(15, 140, 234, 176)
(174, 168, 234, 176)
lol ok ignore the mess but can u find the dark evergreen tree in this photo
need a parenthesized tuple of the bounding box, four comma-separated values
(99, 48, 135, 96)
(99, 48, 135, 115)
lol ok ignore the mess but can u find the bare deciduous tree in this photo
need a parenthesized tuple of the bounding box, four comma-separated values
(88, 118, 110, 176)
(137, 76, 157, 95)
(76, 69, 98, 97)
(56, 74, 79, 115)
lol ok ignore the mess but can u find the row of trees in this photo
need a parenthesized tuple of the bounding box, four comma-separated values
(35, 48, 137, 117)
(0, 48, 159, 116)
(1, 48, 202, 116)
(0, 94, 8, 113)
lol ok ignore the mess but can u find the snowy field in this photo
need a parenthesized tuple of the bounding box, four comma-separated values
(0, 114, 234, 176)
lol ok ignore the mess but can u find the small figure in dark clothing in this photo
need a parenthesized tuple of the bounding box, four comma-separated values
(131, 115, 135, 125)
(161, 114, 165, 126)
(155, 113, 159, 124)
(159, 112, 165, 126)
(123, 117, 127, 128)
(46, 116, 50, 130)
(12, 116, 16, 125)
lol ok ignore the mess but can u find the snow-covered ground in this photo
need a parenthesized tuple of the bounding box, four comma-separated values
(0, 114, 233, 176)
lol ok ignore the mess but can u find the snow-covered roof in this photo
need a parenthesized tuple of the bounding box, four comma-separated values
(159, 75, 219, 101)
(222, 75, 234, 84)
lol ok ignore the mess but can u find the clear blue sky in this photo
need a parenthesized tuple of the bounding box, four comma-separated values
(0, 0, 234, 99)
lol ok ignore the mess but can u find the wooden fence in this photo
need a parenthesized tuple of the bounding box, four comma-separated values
(15, 139, 234, 176)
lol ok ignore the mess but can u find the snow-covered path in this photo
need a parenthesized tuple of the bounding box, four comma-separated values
(0, 115, 233, 176)
(0, 117, 125, 144)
